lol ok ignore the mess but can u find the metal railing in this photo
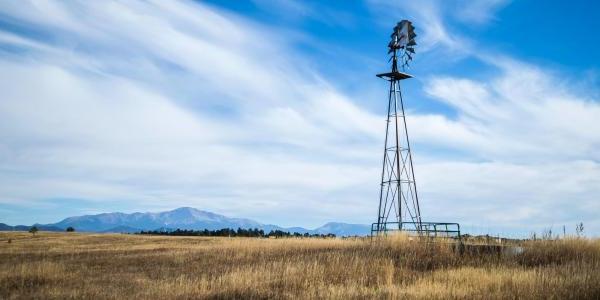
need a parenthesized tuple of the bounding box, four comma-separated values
(371, 221, 461, 241)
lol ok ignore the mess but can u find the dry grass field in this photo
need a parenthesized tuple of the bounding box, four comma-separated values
(1, 232, 599, 299)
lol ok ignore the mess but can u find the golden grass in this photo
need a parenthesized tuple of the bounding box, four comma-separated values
(1, 231, 599, 299)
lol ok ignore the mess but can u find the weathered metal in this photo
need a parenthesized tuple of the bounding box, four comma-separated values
(373, 21, 460, 241)
(374, 20, 422, 235)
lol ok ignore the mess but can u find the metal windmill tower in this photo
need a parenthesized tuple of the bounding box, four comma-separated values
(374, 20, 422, 234)
(372, 21, 461, 239)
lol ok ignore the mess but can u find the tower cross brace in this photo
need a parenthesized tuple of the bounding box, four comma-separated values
(371, 20, 461, 240)
(374, 69, 422, 234)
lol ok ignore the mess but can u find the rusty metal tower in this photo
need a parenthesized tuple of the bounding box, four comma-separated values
(374, 20, 422, 234)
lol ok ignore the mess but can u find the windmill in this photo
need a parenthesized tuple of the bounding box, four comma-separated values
(372, 20, 461, 239)
(388, 20, 417, 71)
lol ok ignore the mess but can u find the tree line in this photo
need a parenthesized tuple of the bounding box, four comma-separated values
(138, 228, 336, 238)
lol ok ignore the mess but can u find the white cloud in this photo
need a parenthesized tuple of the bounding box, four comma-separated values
(410, 58, 600, 235)
(423, 60, 600, 162)
(0, 0, 383, 228)
(453, 0, 511, 25)
(0, 0, 598, 235)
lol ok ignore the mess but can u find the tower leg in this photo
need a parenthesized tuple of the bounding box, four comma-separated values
(376, 77, 421, 234)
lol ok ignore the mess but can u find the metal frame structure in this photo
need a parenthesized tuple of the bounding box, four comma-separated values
(371, 222, 461, 240)
(374, 27, 422, 234)
(372, 20, 460, 240)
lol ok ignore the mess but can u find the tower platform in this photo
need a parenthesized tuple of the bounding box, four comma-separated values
(376, 71, 413, 81)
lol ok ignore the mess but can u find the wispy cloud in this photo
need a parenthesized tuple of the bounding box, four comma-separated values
(416, 61, 600, 231)
(422, 59, 600, 161)
(0, 0, 598, 235)
(452, 0, 511, 25)
(0, 0, 381, 226)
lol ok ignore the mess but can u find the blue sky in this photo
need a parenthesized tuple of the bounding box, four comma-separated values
(0, 0, 599, 237)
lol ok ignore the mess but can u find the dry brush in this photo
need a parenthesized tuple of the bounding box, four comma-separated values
(1, 232, 599, 299)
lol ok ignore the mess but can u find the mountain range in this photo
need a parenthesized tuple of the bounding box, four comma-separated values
(1, 207, 370, 236)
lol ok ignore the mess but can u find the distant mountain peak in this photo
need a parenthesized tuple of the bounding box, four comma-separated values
(171, 207, 199, 213)
(6, 207, 371, 236)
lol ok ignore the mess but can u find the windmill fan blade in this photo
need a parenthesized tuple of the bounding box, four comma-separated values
(401, 20, 413, 31)
(388, 19, 416, 71)
(398, 34, 406, 42)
